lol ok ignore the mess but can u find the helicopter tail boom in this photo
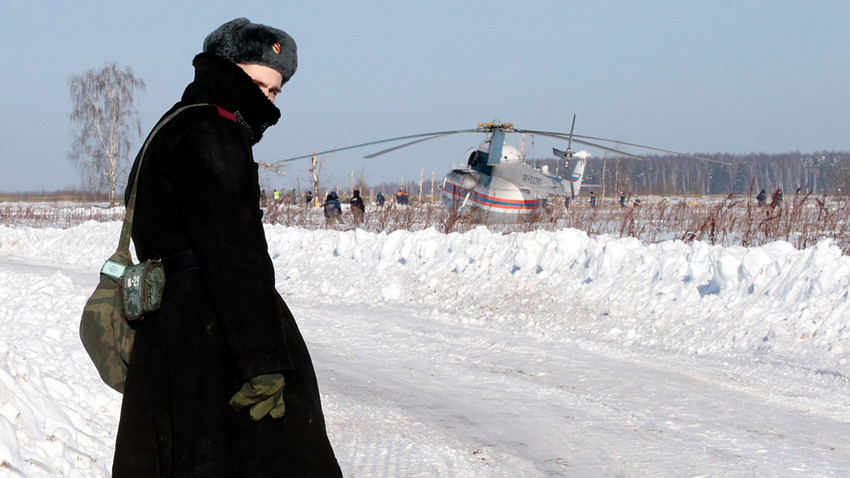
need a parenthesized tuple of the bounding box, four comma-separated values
(554, 148, 590, 198)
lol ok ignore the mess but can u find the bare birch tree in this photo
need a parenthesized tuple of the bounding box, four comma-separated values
(309, 152, 335, 205)
(68, 63, 145, 207)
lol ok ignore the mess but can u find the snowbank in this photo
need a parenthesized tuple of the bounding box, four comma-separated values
(265, 224, 849, 376)
(0, 221, 848, 475)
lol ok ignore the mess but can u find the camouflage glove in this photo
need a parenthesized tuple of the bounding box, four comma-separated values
(229, 373, 286, 421)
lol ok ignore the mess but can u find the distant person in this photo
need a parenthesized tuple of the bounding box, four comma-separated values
(395, 188, 409, 205)
(305, 190, 313, 205)
(756, 189, 767, 206)
(273, 189, 280, 201)
(774, 188, 783, 206)
(633, 198, 642, 207)
(376, 192, 386, 206)
(619, 192, 626, 207)
(589, 191, 597, 208)
(349, 189, 365, 223)
(565, 196, 571, 209)
(323, 191, 342, 222)
(288, 188, 298, 204)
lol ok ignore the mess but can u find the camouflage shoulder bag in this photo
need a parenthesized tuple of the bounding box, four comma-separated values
(79, 104, 205, 393)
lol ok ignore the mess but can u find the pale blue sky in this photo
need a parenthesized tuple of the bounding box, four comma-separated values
(1, 1, 848, 193)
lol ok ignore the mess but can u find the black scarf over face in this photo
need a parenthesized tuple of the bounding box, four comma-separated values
(183, 52, 282, 145)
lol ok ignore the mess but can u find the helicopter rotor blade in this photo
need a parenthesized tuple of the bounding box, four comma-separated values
(279, 129, 476, 163)
(527, 131, 645, 160)
(570, 137, 646, 161)
(567, 114, 576, 153)
(571, 133, 730, 165)
(279, 123, 730, 165)
(363, 130, 474, 159)
(521, 129, 730, 165)
(552, 147, 570, 160)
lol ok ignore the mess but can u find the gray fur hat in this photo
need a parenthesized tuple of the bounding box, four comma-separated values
(203, 18, 297, 84)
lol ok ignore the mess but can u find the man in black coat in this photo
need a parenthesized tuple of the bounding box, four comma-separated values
(115, 18, 341, 477)
(349, 189, 365, 224)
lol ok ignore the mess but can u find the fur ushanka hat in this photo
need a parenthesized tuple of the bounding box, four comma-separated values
(203, 18, 297, 85)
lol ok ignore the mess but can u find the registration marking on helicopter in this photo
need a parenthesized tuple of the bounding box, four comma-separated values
(521, 174, 543, 185)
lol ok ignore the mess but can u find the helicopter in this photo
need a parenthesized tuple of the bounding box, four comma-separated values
(439, 119, 590, 223)
(279, 115, 726, 223)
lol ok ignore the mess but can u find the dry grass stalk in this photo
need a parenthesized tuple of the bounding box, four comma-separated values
(3, 193, 850, 253)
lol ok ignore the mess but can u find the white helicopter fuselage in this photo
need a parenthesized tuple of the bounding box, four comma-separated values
(441, 143, 580, 223)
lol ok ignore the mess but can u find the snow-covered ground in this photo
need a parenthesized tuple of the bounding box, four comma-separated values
(1, 216, 849, 476)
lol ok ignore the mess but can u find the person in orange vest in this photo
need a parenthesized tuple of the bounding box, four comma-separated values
(395, 188, 409, 205)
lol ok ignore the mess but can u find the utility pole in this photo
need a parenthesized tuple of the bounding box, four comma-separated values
(419, 168, 424, 202)
(601, 153, 608, 199)
(310, 153, 319, 206)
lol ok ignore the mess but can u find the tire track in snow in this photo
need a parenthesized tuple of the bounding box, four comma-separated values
(290, 299, 850, 477)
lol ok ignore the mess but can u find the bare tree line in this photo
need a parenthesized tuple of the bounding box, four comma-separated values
(300, 151, 850, 202)
(534, 150, 850, 197)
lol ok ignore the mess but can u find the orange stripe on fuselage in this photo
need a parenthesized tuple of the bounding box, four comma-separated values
(443, 182, 542, 210)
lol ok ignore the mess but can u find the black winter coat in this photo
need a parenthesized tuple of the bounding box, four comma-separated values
(114, 53, 341, 477)
(349, 196, 365, 213)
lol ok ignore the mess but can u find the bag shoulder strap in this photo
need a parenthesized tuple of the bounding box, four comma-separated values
(117, 103, 210, 254)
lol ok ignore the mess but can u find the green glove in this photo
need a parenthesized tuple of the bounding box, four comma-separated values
(229, 373, 286, 421)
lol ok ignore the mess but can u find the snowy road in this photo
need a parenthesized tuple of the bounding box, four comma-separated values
(294, 299, 850, 477)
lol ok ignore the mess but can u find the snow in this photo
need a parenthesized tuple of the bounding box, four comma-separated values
(1, 216, 849, 476)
